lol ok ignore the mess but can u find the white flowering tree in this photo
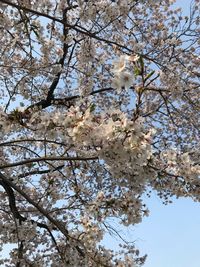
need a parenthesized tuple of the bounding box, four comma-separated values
(0, 0, 199, 266)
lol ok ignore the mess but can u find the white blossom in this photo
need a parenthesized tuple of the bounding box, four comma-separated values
(0, 0, 199, 266)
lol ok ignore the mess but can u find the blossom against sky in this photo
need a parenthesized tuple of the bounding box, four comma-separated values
(133, 1, 200, 267)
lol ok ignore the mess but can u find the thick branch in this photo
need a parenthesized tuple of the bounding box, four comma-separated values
(0, 172, 69, 237)
(0, 178, 66, 263)
(0, 172, 86, 259)
(0, 179, 26, 222)
(0, 0, 132, 52)
(26, 8, 70, 111)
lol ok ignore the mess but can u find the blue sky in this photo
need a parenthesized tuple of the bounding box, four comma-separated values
(132, 195, 200, 267)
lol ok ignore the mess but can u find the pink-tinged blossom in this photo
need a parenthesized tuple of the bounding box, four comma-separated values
(0, 0, 199, 266)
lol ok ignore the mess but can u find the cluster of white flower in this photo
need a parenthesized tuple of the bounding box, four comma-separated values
(161, 149, 200, 181)
(111, 55, 139, 92)
(0, 0, 199, 265)
(80, 216, 103, 248)
(159, 70, 185, 98)
(60, 107, 155, 188)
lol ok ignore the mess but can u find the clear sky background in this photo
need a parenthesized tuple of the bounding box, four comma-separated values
(131, 196, 200, 267)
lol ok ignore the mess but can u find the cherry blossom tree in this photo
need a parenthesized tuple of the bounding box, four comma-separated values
(0, 0, 199, 266)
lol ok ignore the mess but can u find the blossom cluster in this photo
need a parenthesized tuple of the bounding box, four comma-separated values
(0, 0, 199, 266)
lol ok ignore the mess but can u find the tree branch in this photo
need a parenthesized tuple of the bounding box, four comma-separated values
(0, 0, 133, 52)
(0, 172, 69, 237)
(0, 156, 98, 169)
